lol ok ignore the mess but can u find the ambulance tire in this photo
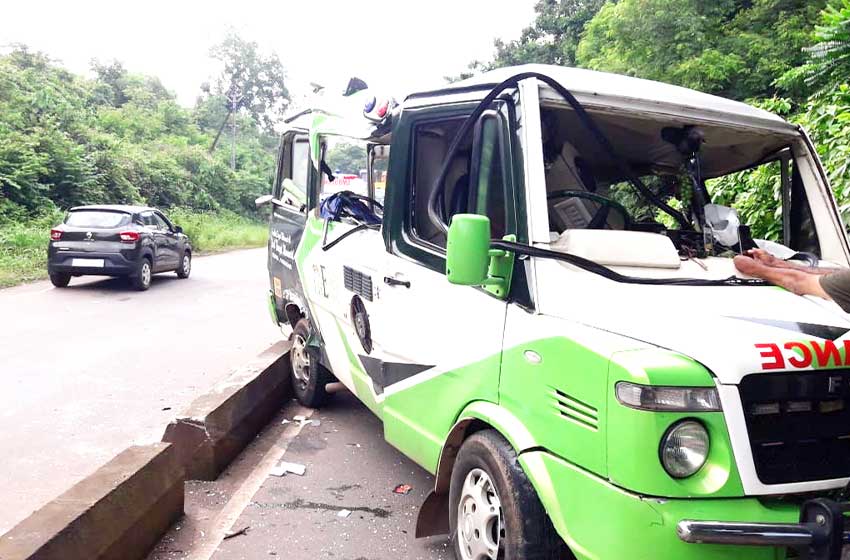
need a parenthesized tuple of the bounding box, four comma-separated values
(449, 430, 570, 560)
(289, 319, 333, 408)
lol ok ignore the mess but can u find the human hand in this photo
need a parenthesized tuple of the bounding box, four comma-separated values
(744, 248, 779, 267)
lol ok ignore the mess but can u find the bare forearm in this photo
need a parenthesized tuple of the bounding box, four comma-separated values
(768, 259, 835, 275)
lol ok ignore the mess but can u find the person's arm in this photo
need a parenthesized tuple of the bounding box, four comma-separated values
(745, 249, 837, 275)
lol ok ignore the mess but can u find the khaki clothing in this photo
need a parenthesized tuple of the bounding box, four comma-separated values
(820, 269, 850, 312)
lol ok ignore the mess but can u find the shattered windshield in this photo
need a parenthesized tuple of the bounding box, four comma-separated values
(540, 102, 821, 263)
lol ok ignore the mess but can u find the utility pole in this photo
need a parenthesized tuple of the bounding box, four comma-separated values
(225, 85, 243, 171)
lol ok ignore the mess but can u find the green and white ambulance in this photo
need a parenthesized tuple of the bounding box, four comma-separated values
(259, 65, 850, 560)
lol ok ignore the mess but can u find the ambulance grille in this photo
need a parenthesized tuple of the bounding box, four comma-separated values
(550, 387, 598, 431)
(343, 266, 373, 301)
(739, 371, 850, 484)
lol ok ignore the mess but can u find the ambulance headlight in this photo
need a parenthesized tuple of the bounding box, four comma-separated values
(615, 382, 721, 412)
(660, 420, 710, 478)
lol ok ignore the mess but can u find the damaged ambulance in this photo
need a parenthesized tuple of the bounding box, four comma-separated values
(258, 65, 850, 560)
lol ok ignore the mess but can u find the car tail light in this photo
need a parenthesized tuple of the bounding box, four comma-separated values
(119, 231, 140, 243)
(50, 229, 63, 241)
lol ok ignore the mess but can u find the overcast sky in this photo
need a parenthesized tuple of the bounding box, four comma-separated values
(1, 0, 537, 107)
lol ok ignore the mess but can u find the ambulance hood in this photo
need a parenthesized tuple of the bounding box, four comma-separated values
(538, 260, 850, 385)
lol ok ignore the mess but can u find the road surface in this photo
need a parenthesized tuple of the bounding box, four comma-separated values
(149, 391, 450, 560)
(0, 248, 280, 534)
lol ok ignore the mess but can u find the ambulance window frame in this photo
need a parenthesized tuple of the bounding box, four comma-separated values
(272, 130, 309, 209)
(395, 101, 522, 275)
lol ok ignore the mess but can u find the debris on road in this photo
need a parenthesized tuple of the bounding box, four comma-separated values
(286, 414, 319, 428)
(393, 484, 413, 495)
(337, 509, 352, 518)
(269, 461, 307, 477)
(223, 526, 249, 540)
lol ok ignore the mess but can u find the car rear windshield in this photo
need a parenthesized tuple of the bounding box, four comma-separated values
(65, 211, 131, 228)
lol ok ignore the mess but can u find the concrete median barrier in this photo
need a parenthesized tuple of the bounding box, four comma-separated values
(162, 340, 292, 480)
(0, 443, 183, 560)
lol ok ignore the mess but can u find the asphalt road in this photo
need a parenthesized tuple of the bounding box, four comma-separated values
(212, 392, 451, 560)
(149, 391, 450, 560)
(0, 248, 280, 534)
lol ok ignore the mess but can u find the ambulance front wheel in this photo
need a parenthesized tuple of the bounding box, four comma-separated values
(449, 430, 569, 560)
(289, 319, 333, 408)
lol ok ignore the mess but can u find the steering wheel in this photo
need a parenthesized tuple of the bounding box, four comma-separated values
(547, 189, 633, 230)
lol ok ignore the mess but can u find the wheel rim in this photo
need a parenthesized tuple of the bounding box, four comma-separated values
(291, 333, 311, 391)
(457, 468, 503, 560)
(141, 262, 151, 286)
(183, 254, 191, 275)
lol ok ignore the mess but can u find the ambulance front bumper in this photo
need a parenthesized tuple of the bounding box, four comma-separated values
(677, 498, 849, 560)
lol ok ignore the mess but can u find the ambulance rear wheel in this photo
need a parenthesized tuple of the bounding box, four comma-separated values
(449, 430, 569, 560)
(289, 319, 332, 408)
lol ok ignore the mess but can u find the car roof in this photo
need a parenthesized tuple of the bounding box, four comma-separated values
(407, 64, 796, 133)
(68, 204, 157, 214)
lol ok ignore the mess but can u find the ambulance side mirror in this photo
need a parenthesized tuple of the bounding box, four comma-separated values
(255, 194, 274, 208)
(446, 214, 515, 299)
(446, 214, 491, 285)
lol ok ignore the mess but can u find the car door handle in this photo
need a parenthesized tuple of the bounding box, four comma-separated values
(384, 276, 410, 288)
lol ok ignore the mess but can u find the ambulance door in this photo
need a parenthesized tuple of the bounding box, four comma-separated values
(371, 102, 523, 470)
(268, 128, 310, 329)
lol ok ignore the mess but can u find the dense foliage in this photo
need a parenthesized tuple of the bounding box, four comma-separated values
(468, 0, 850, 240)
(0, 39, 285, 224)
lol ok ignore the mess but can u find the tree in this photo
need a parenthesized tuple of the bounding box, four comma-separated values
(0, 44, 279, 219)
(206, 31, 290, 151)
(326, 142, 366, 174)
(494, 0, 608, 68)
(90, 60, 131, 107)
(447, 0, 607, 81)
(576, 0, 825, 101)
(779, 0, 850, 96)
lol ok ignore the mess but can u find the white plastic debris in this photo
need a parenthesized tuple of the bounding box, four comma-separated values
(337, 509, 352, 518)
(269, 461, 306, 477)
(290, 414, 318, 428)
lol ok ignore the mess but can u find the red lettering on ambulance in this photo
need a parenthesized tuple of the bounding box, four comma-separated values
(784, 341, 813, 368)
(811, 340, 840, 367)
(756, 343, 785, 370)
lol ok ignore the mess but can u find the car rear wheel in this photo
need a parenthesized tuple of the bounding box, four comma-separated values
(449, 430, 569, 560)
(289, 319, 333, 408)
(130, 258, 152, 291)
(176, 251, 191, 279)
(49, 272, 71, 288)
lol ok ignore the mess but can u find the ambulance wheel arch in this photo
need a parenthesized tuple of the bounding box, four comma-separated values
(416, 400, 543, 538)
(448, 430, 570, 559)
(284, 302, 304, 328)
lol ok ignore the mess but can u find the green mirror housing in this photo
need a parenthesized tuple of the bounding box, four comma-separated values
(446, 214, 515, 299)
(446, 214, 491, 285)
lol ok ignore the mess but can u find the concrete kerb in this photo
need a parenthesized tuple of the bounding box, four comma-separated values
(0, 341, 293, 560)
(0, 443, 184, 560)
(162, 340, 293, 481)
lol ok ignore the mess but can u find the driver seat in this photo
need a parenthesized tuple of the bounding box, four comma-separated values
(546, 142, 625, 232)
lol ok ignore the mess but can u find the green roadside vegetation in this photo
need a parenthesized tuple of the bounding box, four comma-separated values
(0, 208, 267, 288)
(0, 32, 282, 288)
(460, 0, 850, 241)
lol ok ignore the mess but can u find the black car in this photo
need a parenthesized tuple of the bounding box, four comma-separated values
(47, 205, 192, 290)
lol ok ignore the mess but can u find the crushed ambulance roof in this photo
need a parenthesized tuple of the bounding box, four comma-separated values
(411, 64, 796, 133)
